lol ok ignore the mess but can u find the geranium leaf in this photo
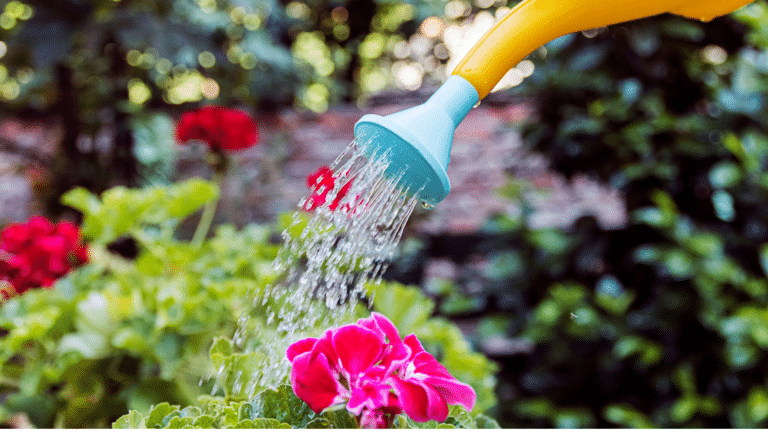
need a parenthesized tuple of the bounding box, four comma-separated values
(113, 410, 146, 429)
(446, 405, 474, 428)
(473, 414, 501, 428)
(166, 178, 219, 219)
(305, 418, 331, 428)
(251, 418, 293, 428)
(320, 409, 358, 428)
(192, 415, 216, 428)
(249, 385, 317, 428)
(145, 402, 179, 428)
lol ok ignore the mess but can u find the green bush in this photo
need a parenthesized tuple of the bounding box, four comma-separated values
(0, 178, 501, 428)
(0, 179, 279, 427)
(453, 2, 768, 427)
(113, 386, 499, 429)
(114, 280, 500, 428)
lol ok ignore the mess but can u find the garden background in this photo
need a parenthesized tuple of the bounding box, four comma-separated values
(3, 0, 768, 428)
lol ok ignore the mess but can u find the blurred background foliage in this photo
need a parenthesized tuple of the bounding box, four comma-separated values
(0, 0, 516, 211)
(381, 0, 768, 427)
(4, 0, 768, 428)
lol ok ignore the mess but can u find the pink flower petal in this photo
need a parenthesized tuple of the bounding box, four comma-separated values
(390, 376, 448, 422)
(411, 351, 453, 379)
(347, 378, 390, 416)
(390, 377, 429, 422)
(356, 314, 411, 373)
(310, 329, 339, 368)
(403, 334, 427, 361)
(290, 352, 343, 413)
(332, 325, 384, 377)
(423, 375, 477, 411)
(286, 338, 317, 362)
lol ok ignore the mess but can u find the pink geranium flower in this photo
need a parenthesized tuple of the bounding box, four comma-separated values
(287, 313, 476, 428)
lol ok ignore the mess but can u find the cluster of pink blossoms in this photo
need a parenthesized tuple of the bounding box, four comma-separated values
(287, 312, 476, 428)
(0, 216, 88, 299)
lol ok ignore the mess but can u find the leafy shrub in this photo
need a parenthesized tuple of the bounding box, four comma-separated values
(445, 3, 768, 427)
(114, 385, 499, 429)
(114, 280, 499, 428)
(0, 179, 279, 427)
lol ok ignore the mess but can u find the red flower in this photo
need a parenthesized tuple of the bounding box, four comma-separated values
(303, 166, 356, 212)
(176, 106, 259, 151)
(287, 313, 476, 428)
(0, 216, 89, 300)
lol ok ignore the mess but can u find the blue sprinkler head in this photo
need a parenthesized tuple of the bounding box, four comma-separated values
(353, 75, 479, 206)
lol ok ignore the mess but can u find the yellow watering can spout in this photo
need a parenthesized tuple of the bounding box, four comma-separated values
(354, 0, 753, 205)
(454, 0, 754, 99)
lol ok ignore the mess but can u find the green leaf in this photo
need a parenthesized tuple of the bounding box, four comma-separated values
(368, 282, 434, 335)
(747, 387, 768, 422)
(57, 332, 110, 359)
(227, 419, 254, 428)
(554, 408, 597, 428)
(759, 244, 768, 278)
(192, 415, 216, 428)
(253, 418, 293, 428)
(320, 409, 359, 428)
(113, 410, 147, 429)
(131, 113, 177, 186)
(396, 414, 456, 429)
(305, 418, 332, 428)
(709, 162, 742, 188)
(445, 405, 475, 428)
(515, 398, 553, 419)
(473, 414, 501, 428)
(61, 187, 102, 218)
(146, 402, 179, 428)
(249, 385, 318, 428)
(670, 396, 698, 423)
(603, 404, 655, 428)
(166, 178, 219, 219)
(210, 337, 234, 369)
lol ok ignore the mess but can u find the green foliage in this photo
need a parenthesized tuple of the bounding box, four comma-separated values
(62, 178, 218, 244)
(1, 0, 299, 112)
(131, 113, 177, 186)
(114, 281, 499, 429)
(0, 180, 279, 427)
(113, 385, 354, 428)
(446, 2, 768, 427)
(114, 385, 498, 429)
(368, 282, 499, 415)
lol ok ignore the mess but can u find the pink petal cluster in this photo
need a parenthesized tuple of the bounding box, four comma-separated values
(0, 216, 89, 299)
(287, 313, 476, 428)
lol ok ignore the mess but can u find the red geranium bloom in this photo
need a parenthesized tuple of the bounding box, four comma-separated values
(303, 166, 356, 212)
(176, 106, 259, 151)
(0, 216, 89, 299)
(287, 313, 476, 428)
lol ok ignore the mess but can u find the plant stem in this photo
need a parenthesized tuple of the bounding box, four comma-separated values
(192, 171, 222, 248)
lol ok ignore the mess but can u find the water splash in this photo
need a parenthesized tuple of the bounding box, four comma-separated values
(219, 139, 422, 395)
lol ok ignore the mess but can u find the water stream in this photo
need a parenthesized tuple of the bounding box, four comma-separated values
(220, 139, 422, 395)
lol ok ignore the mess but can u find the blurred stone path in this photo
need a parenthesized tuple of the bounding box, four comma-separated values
(1, 102, 626, 232)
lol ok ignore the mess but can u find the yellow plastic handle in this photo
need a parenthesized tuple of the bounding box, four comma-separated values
(453, 0, 754, 99)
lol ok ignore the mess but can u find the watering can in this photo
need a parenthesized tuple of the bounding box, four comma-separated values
(354, 0, 754, 206)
